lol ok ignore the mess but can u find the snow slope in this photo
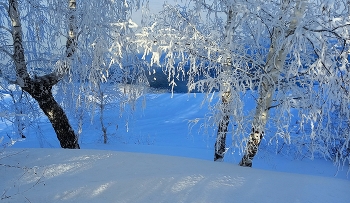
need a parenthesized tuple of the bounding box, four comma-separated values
(1, 148, 349, 203)
(5, 93, 349, 179)
(1, 93, 349, 202)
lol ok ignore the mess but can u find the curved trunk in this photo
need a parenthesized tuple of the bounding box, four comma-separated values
(8, 0, 79, 149)
(39, 95, 80, 149)
(23, 82, 80, 149)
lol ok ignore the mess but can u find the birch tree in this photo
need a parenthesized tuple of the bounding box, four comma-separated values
(0, 0, 145, 148)
(239, 0, 308, 167)
(57, 0, 147, 144)
(0, 0, 80, 148)
(138, 0, 350, 167)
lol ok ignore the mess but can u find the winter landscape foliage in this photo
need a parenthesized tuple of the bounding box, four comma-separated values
(137, 0, 350, 167)
(0, 0, 350, 202)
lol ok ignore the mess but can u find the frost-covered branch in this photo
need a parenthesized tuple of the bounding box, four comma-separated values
(141, 0, 350, 168)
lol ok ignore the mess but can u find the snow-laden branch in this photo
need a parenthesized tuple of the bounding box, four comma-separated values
(303, 25, 350, 41)
(140, 0, 350, 168)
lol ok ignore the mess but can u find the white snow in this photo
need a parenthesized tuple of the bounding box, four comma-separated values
(1, 93, 349, 203)
(1, 148, 349, 203)
(1, 0, 350, 201)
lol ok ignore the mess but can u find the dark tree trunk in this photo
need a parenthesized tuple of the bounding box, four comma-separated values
(214, 92, 231, 161)
(214, 115, 229, 161)
(8, 0, 79, 149)
(37, 92, 79, 149)
(23, 81, 80, 149)
(239, 130, 263, 167)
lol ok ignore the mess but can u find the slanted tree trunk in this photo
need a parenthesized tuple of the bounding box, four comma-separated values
(22, 80, 79, 148)
(8, 0, 80, 148)
(214, 8, 236, 161)
(239, 0, 307, 166)
(214, 92, 230, 161)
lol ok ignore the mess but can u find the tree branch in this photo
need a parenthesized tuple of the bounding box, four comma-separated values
(0, 2, 8, 10)
(25, 58, 52, 66)
(197, 0, 227, 14)
(0, 26, 11, 33)
(303, 24, 349, 41)
(0, 46, 13, 59)
(267, 97, 303, 110)
(0, 69, 17, 84)
(305, 36, 332, 76)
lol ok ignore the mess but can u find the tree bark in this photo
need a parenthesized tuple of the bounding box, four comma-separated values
(239, 129, 263, 167)
(214, 115, 230, 161)
(239, 0, 307, 167)
(214, 92, 230, 161)
(22, 81, 79, 148)
(214, 8, 236, 161)
(8, 0, 80, 149)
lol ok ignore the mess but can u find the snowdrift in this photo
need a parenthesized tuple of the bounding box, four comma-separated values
(1, 148, 349, 203)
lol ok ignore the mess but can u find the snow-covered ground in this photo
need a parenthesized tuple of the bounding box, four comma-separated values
(1, 148, 349, 203)
(1, 0, 349, 202)
(1, 93, 349, 202)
